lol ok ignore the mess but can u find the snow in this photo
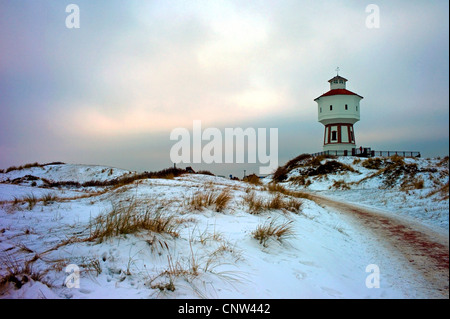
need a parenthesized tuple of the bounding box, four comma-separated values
(278, 156, 449, 232)
(0, 158, 448, 299)
(0, 163, 134, 184)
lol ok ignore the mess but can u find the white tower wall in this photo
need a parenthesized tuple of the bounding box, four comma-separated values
(314, 75, 363, 153)
(317, 95, 361, 125)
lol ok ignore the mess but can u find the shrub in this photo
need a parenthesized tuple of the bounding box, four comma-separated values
(288, 175, 311, 186)
(43, 167, 190, 189)
(330, 180, 351, 190)
(197, 170, 215, 176)
(244, 174, 261, 185)
(272, 166, 289, 182)
(43, 162, 65, 166)
(361, 157, 384, 170)
(305, 154, 337, 167)
(5, 162, 43, 173)
(426, 182, 449, 201)
(400, 176, 425, 191)
(436, 156, 449, 168)
(284, 154, 312, 170)
(389, 154, 405, 165)
(271, 154, 315, 183)
(303, 160, 356, 176)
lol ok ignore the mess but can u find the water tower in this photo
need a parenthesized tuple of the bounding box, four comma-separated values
(314, 70, 363, 154)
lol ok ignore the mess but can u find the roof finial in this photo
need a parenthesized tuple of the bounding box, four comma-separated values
(336, 66, 340, 76)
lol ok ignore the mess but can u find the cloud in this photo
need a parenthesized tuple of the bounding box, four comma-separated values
(0, 0, 448, 172)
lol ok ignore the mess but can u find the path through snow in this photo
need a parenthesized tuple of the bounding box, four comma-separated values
(305, 192, 449, 298)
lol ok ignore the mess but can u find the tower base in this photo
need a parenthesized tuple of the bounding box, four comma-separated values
(323, 123, 356, 152)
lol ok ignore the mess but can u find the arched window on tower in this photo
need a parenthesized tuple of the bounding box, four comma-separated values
(345, 104, 348, 110)
(330, 105, 333, 111)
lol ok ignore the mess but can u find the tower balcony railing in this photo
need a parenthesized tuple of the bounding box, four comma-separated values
(310, 149, 421, 158)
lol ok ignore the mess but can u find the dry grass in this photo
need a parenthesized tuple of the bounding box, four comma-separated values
(0, 254, 48, 289)
(186, 189, 231, 212)
(361, 157, 384, 170)
(400, 176, 425, 191)
(266, 183, 312, 200)
(243, 174, 262, 185)
(426, 182, 449, 201)
(23, 194, 38, 210)
(437, 156, 449, 167)
(330, 180, 351, 190)
(147, 240, 243, 296)
(243, 190, 303, 214)
(4, 162, 43, 173)
(288, 175, 312, 187)
(243, 191, 265, 214)
(272, 166, 289, 182)
(88, 200, 178, 243)
(41, 193, 58, 206)
(357, 155, 418, 189)
(252, 219, 294, 247)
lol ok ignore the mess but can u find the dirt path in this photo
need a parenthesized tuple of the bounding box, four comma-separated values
(306, 192, 449, 298)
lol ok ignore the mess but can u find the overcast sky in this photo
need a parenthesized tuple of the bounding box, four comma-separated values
(0, 0, 448, 177)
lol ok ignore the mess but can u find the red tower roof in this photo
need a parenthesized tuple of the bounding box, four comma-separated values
(314, 89, 363, 101)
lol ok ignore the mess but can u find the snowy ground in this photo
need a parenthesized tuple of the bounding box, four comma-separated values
(0, 159, 448, 299)
(277, 156, 449, 232)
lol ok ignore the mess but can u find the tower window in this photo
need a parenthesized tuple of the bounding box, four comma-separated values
(330, 105, 333, 111)
(320, 107, 322, 113)
(356, 105, 358, 111)
(331, 131, 337, 141)
(345, 104, 348, 110)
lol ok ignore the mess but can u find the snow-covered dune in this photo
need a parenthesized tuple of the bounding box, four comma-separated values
(0, 163, 135, 185)
(0, 158, 447, 299)
(269, 155, 449, 231)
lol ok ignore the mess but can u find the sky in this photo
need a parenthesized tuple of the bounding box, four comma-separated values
(0, 0, 448, 177)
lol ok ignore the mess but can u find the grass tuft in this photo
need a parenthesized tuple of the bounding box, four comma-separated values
(243, 190, 303, 214)
(186, 189, 231, 212)
(23, 194, 38, 210)
(252, 219, 294, 247)
(89, 200, 178, 243)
